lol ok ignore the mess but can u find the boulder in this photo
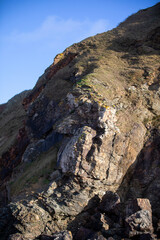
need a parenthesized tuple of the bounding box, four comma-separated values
(125, 210, 153, 238)
(125, 199, 154, 237)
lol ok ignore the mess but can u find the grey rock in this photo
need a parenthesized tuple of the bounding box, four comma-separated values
(58, 126, 96, 176)
(22, 131, 63, 163)
(125, 210, 153, 237)
(8, 201, 53, 240)
(39, 230, 72, 240)
(125, 198, 152, 217)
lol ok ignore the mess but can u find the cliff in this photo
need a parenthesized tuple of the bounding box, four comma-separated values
(0, 3, 160, 240)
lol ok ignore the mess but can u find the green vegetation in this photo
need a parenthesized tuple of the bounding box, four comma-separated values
(143, 117, 150, 126)
(9, 146, 58, 196)
(152, 115, 160, 128)
(143, 115, 160, 129)
(0, 91, 29, 156)
(76, 76, 91, 88)
(75, 74, 110, 108)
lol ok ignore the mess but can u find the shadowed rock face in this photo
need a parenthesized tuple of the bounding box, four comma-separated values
(0, 104, 7, 114)
(0, 127, 29, 182)
(0, 3, 160, 240)
(0, 91, 30, 206)
(118, 130, 160, 237)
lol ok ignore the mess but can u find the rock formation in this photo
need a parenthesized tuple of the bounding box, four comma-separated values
(0, 3, 160, 239)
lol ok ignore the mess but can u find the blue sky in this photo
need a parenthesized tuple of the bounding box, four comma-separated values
(0, 0, 159, 103)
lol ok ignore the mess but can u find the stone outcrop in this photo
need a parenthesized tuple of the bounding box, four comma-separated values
(0, 3, 160, 240)
(125, 199, 154, 237)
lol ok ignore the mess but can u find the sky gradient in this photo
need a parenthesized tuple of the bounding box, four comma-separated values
(0, 0, 159, 103)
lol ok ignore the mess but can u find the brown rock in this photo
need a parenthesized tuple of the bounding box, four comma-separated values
(8, 233, 25, 240)
(9, 201, 53, 240)
(126, 198, 152, 217)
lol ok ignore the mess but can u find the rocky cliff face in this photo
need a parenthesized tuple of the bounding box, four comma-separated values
(0, 3, 160, 240)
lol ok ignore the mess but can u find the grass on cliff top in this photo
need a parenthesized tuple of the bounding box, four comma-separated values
(9, 145, 58, 198)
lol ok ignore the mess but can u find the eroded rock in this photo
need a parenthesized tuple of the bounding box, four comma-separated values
(125, 198, 154, 238)
(9, 201, 53, 239)
(126, 198, 152, 217)
(125, 210, 153, 238)
(58, 126, 96, 177)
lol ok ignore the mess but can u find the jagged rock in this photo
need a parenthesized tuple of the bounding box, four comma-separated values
(118, 132, 160, 229)
(125, 198, 152, 217)
(125, 198, 154, 238)
(58, 126, 96, 176)
(39, 230, 72, 240)
(8, 201, 53, 239)
(125, 210, 153, 238)
(8, 233, 25, 240)
(22, 132, 63, 163)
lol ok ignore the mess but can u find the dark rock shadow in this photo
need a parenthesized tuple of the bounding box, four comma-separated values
(116, 129, 160, 237)
(67, 195, 101, 239)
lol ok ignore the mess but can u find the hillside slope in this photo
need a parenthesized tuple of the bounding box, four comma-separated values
(0, 3, 160, 240)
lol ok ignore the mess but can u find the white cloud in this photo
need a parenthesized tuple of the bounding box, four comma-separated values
(4, 16, 109, 44)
